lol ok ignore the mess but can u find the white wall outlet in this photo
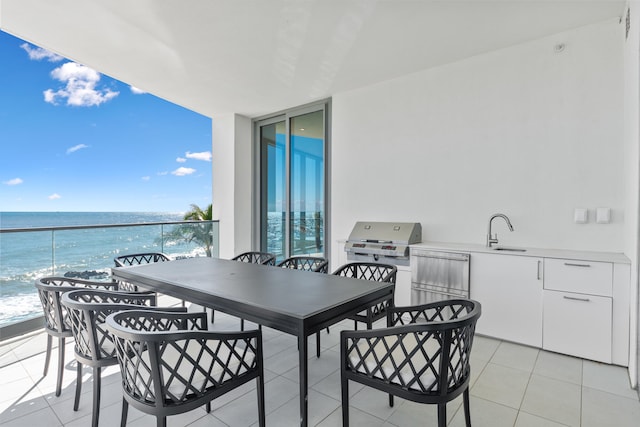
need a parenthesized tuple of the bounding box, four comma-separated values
(574, 208, 588, 224)
(596, 207, 611, 224)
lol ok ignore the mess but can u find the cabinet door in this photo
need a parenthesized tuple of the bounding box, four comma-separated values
(470, 253, 543, 347)
(543, 290, 612, 363)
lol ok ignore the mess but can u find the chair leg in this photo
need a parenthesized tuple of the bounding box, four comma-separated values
(316, 332, 321, 358)
(43, 334, 52, 376)
(437, 403, 447, 427)
(120, 397, 128, 427)
(463, 387, 472, 427)
(92, 366, 101, 427)
(56, 337, 66, 397)
(388, 394, 394, 407)
(326, 326, 330, 334)
(74, 361, 82, 411)
(256, 375, 266, 427)
(354, 320, 358, 330)
(341, 376, 349, 426)
(205, 402, 211, 413)
(157, 416, 167, 427)
(241, 318, 245, 331)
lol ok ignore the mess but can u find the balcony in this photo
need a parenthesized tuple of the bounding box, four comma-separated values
(1, 308, 639, 426)
(1, 221, 639, 426)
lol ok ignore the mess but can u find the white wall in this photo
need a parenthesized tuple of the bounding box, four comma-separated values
(331, 19, 625, 255)
(212, 113, 253, 259)
(623, 0, 640, 392)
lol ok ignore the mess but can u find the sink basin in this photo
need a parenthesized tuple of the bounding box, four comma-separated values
(492, 247, 527, 252)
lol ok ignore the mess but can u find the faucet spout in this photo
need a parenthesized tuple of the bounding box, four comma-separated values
(487, 213, 514, 247)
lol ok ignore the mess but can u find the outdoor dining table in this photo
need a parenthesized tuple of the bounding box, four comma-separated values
(111, 256, 395, 427)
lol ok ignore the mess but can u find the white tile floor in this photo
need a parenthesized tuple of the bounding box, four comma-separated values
(1, 302, 639, 427)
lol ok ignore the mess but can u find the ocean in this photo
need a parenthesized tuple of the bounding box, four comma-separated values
(0, 211, 210, 327)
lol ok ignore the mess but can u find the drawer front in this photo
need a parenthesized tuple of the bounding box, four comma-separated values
(543, 290, 612, 363)
(544, 258, 612, 296)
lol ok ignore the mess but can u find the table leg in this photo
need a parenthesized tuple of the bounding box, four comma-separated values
(299, 334, 308, 427)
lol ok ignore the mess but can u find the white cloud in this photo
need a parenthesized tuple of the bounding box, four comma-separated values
(130, 86, 146, 95)
(185, 151, 212, 162)
(66, 143, 89, 154)
(3, 178, 23, 186)
(141, 176, 150, 181)
(171, 167, 196, 176)
(44, 62, 119, 107)
(157, 171, 168, 176)
(20, 43, 64, 62)
(176, 157, 186, 163)
(48, 193, 61, 200)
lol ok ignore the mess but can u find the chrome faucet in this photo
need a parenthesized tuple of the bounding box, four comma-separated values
(487, 213, 514, 247)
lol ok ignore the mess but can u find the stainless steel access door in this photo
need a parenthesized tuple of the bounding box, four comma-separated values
(411, 249, 470, 304)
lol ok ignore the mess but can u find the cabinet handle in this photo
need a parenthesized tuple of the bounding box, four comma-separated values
(563, 295, 591, 302)
(537, 260, 541, 280)
(564, 262, 591, 268)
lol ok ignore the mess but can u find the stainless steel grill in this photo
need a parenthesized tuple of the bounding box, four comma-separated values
(345, 222, 422, 266)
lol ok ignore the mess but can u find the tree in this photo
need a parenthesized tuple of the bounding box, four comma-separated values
(163, 203, 214, 257)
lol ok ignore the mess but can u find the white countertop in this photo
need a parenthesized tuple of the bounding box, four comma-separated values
(411, 241, 631, 264)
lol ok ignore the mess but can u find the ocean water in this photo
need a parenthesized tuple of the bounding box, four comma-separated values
(0, 212, 211, 327)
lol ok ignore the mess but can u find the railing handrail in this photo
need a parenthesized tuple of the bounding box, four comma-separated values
(0, 219, 220, 234)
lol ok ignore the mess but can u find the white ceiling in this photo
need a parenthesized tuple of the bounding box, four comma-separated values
(0, 0, 626, 118)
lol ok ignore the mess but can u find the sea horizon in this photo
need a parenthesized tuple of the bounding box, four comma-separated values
(0, 210, 188, 230)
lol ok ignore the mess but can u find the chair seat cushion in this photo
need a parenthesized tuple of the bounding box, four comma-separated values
(78, 329, 116, 358)
(348, 332, 463, 392)
(135, 339, 256, 400)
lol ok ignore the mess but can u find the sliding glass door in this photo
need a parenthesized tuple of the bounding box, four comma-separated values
(257, 103, 327, 261)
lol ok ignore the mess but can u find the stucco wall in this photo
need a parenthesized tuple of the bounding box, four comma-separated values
(331, 19, 625, 256)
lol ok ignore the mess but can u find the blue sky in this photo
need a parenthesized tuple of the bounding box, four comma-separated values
(0, 31, 212, 213)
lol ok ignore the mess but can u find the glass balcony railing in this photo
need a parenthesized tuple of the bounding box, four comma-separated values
(0, 220, 219, 339)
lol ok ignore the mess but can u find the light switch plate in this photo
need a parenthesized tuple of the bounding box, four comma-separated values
(596, 207, 611, 224)
(574, 208, 588, 224)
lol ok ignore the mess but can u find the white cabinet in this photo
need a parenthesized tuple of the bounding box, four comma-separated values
(543, 258, 614, 363)
(543, 290, 612, 363)
(470, 253, 543, 347)
(395, 268, 412, 306)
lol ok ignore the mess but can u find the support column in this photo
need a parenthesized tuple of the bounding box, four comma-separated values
(212, 113, 253, 259)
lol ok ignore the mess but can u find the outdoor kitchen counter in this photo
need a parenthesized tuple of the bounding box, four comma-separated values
(412, 241, 634, 374)
(411, 241, 631, 264)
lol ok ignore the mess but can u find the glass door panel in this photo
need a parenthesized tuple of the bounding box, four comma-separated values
(290, 110, 324, 256)
(257, 104, 326, 262)
(259, 120, 286, 259)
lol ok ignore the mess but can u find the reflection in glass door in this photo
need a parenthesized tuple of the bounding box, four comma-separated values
(290, 111, 324, 256)
(259, 120, 286, 259)
(257, 106, 326, 261)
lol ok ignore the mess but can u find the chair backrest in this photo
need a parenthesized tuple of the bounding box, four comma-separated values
(232, 251, 276, 265)
(332, 262, 397, 284)
(60, 289, 160, 363)
(277, 256, 328, 273)
(114, 252, 171, 267)
(106, 309, 262, 412)
(35, 277, 120, 335)
(343, 299, 481, 398)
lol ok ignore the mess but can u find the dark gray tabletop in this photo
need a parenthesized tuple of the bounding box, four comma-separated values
(112, 257, 394, 321)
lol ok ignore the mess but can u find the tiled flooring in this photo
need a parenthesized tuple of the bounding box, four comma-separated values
(1, 302, 639, 427)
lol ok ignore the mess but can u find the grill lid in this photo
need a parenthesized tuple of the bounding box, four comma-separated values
(345, 222, 422, 259)
(347, 222, 422, 244)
